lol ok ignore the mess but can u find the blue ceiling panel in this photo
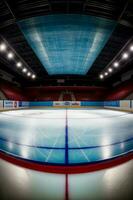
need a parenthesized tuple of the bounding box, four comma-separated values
(18, 15, 115, 75)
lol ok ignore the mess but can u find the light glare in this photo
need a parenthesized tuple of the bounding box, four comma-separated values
(122, 53, 128, 59)
(130, 45, 133, 51)
(16, 62, 22, 68)
(32, 74, 36, 79)
(100, 74, 104, 79)
(113, 62, 119, 68)
(27, 72, 31, 76)
(108, 68, 113, 72)
(7, 52, 14, 59)
(0, 43, 7, 51)
(22, 68, 27, 73)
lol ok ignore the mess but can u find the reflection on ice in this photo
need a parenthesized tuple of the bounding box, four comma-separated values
(0, 109, 132, 164)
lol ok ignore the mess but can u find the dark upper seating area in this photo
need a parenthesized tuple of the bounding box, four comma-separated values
(25, 86, 107, 101)
(105, 81, 133, 100)
(0, 81, 27, 101)
(0, 80, 132, 101)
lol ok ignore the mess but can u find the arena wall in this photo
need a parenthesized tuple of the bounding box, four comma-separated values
(0, 100, 132, 112)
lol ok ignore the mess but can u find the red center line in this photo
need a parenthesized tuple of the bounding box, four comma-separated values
(65, 174, 69, 200)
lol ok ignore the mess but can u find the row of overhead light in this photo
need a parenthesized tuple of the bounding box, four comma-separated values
(99, 44, 133, 80)
(0, 42, 36, 79)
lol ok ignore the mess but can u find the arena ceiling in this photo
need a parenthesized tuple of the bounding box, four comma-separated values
(0, 0, 133, 86)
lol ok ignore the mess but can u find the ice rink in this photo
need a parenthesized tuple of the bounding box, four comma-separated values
(0, 108, 133, 200)
(0, 108, 132, 165)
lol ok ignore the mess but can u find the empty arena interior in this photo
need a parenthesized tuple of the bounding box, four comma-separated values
(0, 0, 133, 200)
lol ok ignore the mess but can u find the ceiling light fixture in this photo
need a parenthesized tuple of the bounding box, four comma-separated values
(108, 68, 113, 72)
(22, 68, 27, 73)
(99, 74, 104, 79)
(7, 52, 14, 59)
(113, 62, 119, 68)
(32, 74, 36, 79)
(130, 45, 133, 51)
(27, 72, 31, 76)
(0, 43, 7, 52)
(122, 52, 128, 59)
(16, 62, 22, 68)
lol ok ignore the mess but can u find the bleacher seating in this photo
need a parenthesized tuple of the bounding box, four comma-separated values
(63, 94, 71, 101)
(0, 81, 27, 101)
(0, 80, 132, 101)
(25, 86, 107, 101)
(106, 81, 133, 100)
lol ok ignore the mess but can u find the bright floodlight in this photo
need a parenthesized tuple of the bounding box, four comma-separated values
(99, 74, 104, 79)
(108, 68, 113, 72)
(22, 68, 27, 73)
(27, 72, 31, 76)
(32, 74, 36, 79)
(130, 45, 133, 51)
(122, 53, 128, 59)
(7, 52, 14, 59)
(113, 62, 119, 68)
(16, 62, 22, 68)
(105, 72, 108, 76)
(0, 43, 7, 52)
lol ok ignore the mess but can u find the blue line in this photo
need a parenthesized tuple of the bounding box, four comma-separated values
(65, 108, 68, 164)
(0, 137, 133, 150)
(0, 138, 65, 149)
